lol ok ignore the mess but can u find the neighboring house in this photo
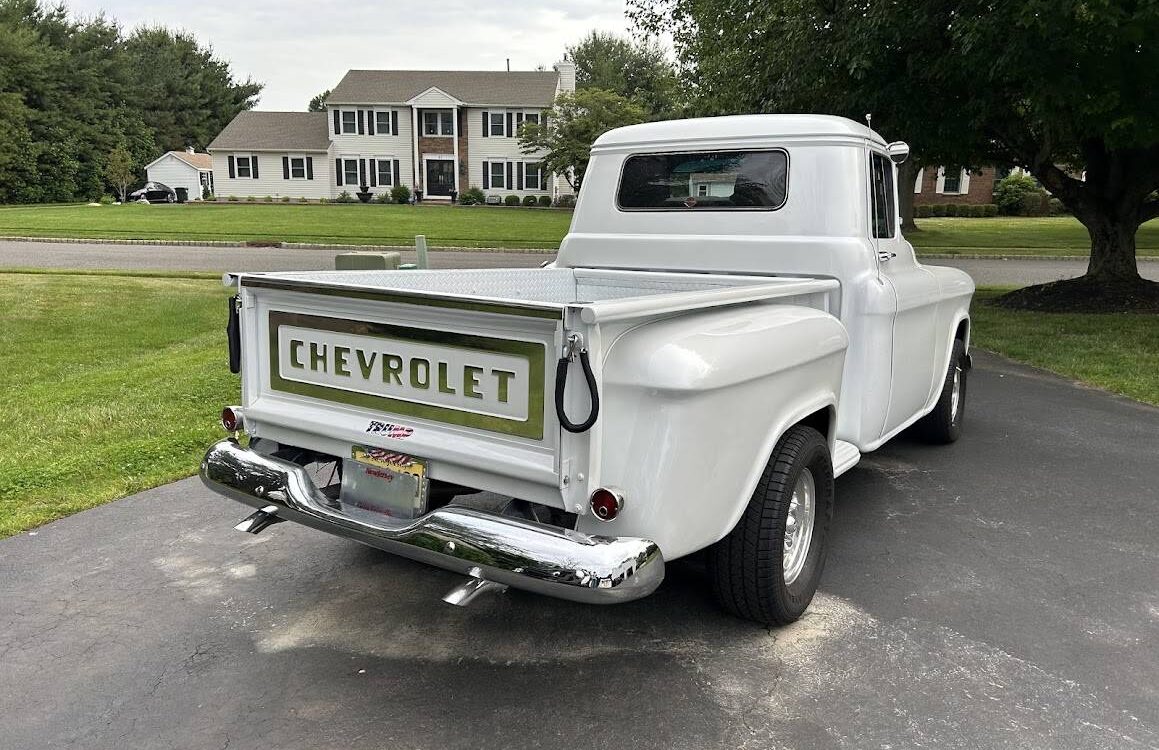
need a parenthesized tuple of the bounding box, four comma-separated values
(144, 148, 213, 200)
(913, 166, 998, 205)
(207, 62, 577, 202)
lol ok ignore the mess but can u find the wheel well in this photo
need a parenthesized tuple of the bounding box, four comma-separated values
(955, 318, 970, 345)
(798, 406, 833, 442)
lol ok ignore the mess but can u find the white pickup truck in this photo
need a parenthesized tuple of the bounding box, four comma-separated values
(201, 114, 974, 625)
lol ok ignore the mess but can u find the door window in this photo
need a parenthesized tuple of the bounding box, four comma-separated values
(870, 152, 896, 239)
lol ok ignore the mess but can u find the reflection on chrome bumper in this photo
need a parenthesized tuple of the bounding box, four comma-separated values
(198, 440, 665, 604)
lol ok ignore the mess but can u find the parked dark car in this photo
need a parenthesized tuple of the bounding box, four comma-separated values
(129, 181, 177, 203)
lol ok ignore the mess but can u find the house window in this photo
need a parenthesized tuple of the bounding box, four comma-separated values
(524, 162, 542, 190)
(423, 111, 453, 136)
(871, 152, 897, 239)
(697, 184, 708, 197)
(375, 111, 392, 135)
(341, 111, 357, 134)
(489, 112, 506, 137)
(519, 112, 540, 135)
(942, 167, 963, 194)
(289, 157, 306, 179)
(489, 161, 505, 189)
(377, 160, 393, 186)
(343, 159, 360, 186)
(235, 155, 253, 178)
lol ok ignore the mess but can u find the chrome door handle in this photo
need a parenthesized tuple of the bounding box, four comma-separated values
(877, 251, 897, 262)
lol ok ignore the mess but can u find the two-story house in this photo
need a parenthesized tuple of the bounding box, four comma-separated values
(207, 62, 576, 202)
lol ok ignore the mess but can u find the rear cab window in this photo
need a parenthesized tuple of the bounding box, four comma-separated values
(617, 150, 788, 211)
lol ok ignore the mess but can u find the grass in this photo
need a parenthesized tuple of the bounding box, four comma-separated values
(0, 274, 1152, 538)
(0, 202, 573, 250)
(0, 203, 1156, 256)
(0, 273, 236, 538)
(970, 289, 1159, 405)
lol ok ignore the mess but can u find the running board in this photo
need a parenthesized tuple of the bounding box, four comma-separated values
(833, 440, 861, 477)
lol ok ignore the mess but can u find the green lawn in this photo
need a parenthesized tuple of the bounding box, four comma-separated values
(0, 274, 1153, 538)
(0, 273, 236, 538)
(0, 203, 1156, 256)
(970, 290, 1159, 405)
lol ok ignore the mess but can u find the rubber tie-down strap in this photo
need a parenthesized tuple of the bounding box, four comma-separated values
(555, 350, 600, 433)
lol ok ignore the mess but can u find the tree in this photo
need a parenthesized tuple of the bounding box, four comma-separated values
(519, 89, 647, 192)
(308, 90, 331, 112)
(567, 31, 679, 118)
(630, 0, 1159, 310)
(104, 144, 134, 202)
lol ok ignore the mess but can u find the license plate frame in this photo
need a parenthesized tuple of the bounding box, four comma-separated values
(339, 447, 429, 520)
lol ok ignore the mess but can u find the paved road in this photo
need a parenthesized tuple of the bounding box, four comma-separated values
(3, 239, 1158, 285)
(2, 352, 1156, 749)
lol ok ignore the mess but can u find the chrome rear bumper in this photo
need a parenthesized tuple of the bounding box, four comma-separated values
(198, 440, 664, 604)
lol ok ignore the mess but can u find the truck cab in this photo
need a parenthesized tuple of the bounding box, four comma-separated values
(200, 114, 973, 626)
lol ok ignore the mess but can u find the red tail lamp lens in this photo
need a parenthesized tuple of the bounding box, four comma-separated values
(221, 406, 244, 432)
(590, 488, 624, 521)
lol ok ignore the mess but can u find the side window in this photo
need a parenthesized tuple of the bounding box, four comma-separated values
(871, 152, 896, 239)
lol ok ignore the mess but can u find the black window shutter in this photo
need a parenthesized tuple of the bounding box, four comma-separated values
(392, 159, 400, 186)
(369, 159, 377, 187)
(517, 162, 524, 190)
(358, 159, 366, 186)
(483, 161, 490, 188)
(357, 110, 365, 135)
(482, 111, 489, 137)
(228, 155, 235, 178)
(333, 110, 340, 135)
(306, 156, 314, 180)
(368, 112, 376, 136)
(251, 156, 258, 179)
(391, 110, 399, 136)
(335, 159, 343, 186)
(506, 113, 513, 137)
(506, 161, 513, 189)
(516, 112, 524, 132)
(282, 156, 290, 180)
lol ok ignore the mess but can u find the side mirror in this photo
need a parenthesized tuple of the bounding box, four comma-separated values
(887, 141, 910, 165)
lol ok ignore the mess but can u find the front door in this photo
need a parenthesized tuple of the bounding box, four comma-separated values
(425, 159, 455, 196)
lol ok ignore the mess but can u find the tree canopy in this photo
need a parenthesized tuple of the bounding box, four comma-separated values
(0, 0, 261, 203)
(519, 89, 648, 192)
(308, 90, 331, 113)
(630, 0, 1159, 310)
(566, 30, 679, 118)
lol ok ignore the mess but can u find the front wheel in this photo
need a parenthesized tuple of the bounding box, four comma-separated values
(708, 425, 834, 626)
(917, 338, 968, 444)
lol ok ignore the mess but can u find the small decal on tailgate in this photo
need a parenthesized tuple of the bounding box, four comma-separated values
(366, 420, 414, 439)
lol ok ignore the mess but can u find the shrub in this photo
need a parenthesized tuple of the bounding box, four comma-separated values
(993, 172, 1042, 216)
(459, 186, 485, 205)
(537, 195, 552, 207)
(263, 195, 273, 203)
(390, 184, 412, 204)
(318, 197, 328, 204)
(227, 195, 238, 202)
(1048, 197, 1067, 215)
(982, 203, 998, 217)
(98, 194, 115, 205)
(374, 192, 392, 204)
(555, 194, 577, 208)
(522, 195, 538, 207)
(946, 204, 961, 217)
(930, 204, 947, 217)
(504, 194, 521, 206)
(914, 204, 932, 218)
(280, 195, 291, 203)
(245, 196, 256, 202)
(335, 190, 355, 203)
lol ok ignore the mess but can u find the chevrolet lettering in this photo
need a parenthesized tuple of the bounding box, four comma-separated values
(199, 115, 974, 626)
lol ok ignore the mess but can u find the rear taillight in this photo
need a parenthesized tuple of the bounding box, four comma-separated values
(221, 406, 245, 433)
(589, 487, 624, 521)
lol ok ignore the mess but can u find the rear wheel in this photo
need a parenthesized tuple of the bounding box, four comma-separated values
(708, 425, 834, 626)
(918, 338, 967, 444)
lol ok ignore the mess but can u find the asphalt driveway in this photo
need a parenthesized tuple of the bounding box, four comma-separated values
(1, 352, 1157, 749)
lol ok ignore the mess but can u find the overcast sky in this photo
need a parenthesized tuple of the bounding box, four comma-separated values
(63, 1, 632, 111)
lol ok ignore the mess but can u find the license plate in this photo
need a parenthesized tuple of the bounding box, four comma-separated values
(339, 447, 428, 520)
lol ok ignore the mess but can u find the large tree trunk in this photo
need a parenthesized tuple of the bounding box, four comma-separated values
(1080, 211, 1142, 282)
(897, 160, 919, 232)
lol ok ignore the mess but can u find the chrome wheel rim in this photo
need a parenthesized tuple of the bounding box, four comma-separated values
(783, 468, 816, 586)
(950, 365, 963, 422)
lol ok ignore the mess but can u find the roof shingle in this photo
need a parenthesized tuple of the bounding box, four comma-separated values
(207, 111, 330, 152)
(327, 70, 559, 106)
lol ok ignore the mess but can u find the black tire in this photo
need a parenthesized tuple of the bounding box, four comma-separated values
(917, 338, 967, 444)
(708, 425, 834, 626)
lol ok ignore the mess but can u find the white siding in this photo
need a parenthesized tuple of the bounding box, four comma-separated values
(146, 155, 204, 200)
(327, 106, 415, 197)
(211, 152, 331, 200)
(464, 106, 556, 198)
